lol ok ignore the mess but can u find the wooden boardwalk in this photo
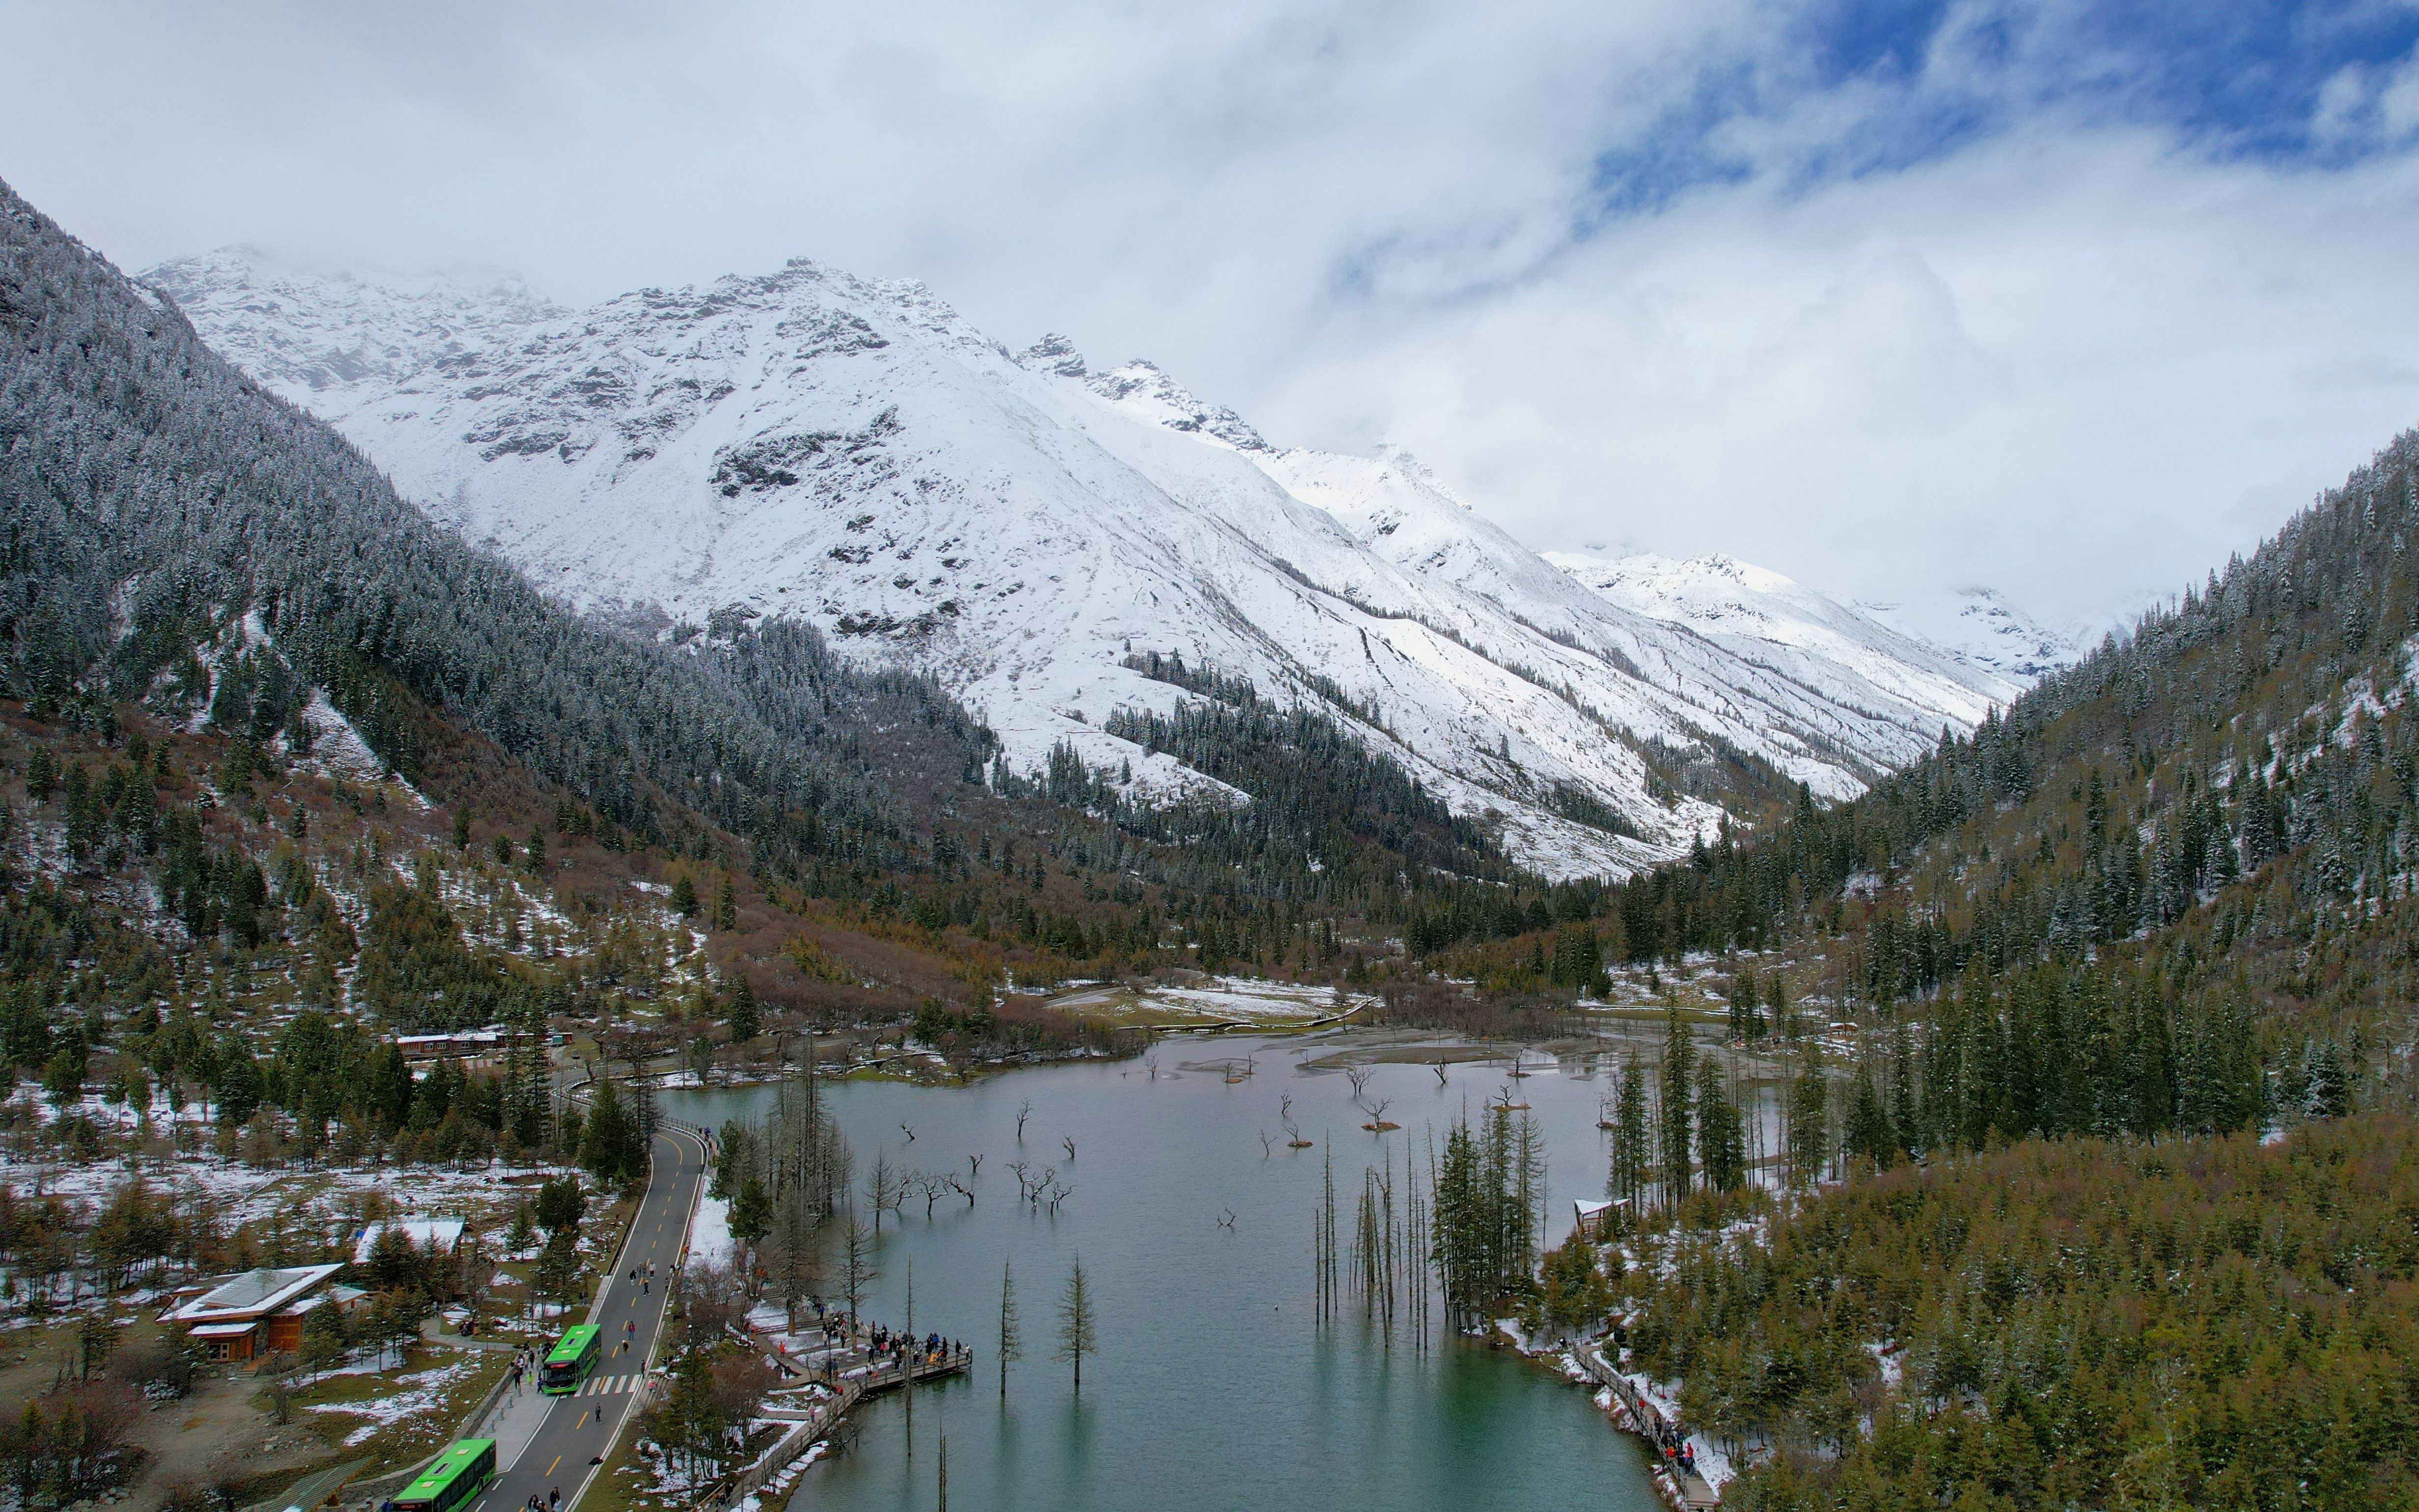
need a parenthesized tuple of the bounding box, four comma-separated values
(1579, 1347, 1720, 1509)
(694, 1331, 972, 1510)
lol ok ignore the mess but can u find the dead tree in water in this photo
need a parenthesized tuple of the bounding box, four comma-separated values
(866, 1152, 901, 1231)
(839, 1204, 877, 1328)
(997, 1259, 1021, 1398)
(1313, 1142, 1341, 1322)
(1345, 1146, 1433, 1346)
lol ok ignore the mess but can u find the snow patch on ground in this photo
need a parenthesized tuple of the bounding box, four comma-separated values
(283, 692, 389, 784)
(1139, 976, 1367, 1023)
(689, 1191, 733, 1269)
(306, 1354, 481, 1445)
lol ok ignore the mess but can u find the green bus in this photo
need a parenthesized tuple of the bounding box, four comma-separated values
(393, 1439, 496, 1512)
(541, 1322, 602, 1395)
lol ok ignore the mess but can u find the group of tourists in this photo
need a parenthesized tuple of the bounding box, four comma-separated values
(864, 1324, 961, 1371)
(806, 1313, 964, 1376)
(1634, 1399, 1702, 1481)
(506, 1343, 542, 1392)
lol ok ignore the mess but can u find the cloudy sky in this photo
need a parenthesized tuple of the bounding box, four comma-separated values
(6, 0, 2419, 633)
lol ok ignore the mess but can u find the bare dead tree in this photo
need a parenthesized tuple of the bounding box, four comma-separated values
(1010, 1160, 1050, 1205)
(1061, 1134, 1077, 1162)
(1016, 1099, 1033, 1142)
(867, 1152, 902, 1231)
(966, 1153, 983, 1179)
(1344, 1065, 1373, 1107)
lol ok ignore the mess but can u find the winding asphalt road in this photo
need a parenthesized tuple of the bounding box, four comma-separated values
(471, 1125, 706, 1512)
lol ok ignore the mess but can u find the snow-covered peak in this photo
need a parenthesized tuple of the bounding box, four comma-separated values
(1016, 338, 1270, 452)
(1016, 332, 1089, 378)
(1550, 550, 2023, 727)
(1556, 551, 1799, 603)
(160, 243, 2031, 880)
(1854, 586, 2084, 682)
(145, 245, 564, 396)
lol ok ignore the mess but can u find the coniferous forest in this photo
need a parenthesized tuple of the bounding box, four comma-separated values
(1526, 436, 2419, 1508)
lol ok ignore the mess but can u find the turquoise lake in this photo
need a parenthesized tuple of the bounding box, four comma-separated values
(666, 1038, 1668, 1511)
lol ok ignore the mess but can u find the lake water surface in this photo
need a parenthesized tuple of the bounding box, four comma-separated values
(666, 1037, 1667, 1512)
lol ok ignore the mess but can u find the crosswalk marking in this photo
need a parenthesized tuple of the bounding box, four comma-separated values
(578, 1372, 639, 1396)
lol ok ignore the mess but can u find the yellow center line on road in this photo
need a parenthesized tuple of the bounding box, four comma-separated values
(547, 1456, 562, 1476)
(576, 1410, 590, 1428)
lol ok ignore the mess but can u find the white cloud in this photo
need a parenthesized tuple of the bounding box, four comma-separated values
(1278, 130, 2419, 624)
(3, 1, 2419, 630)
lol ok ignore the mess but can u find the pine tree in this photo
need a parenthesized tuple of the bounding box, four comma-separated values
(1785, 1050, 1828, 1189)
(731, 1172, 770, 1247)
(1696, 1056, 1746, 1193)
(581, 1078, 643, 1184)
(1659, 1008, 1695, 1206)
(715, 873, 738, 931)
(1844, 1071, 1894, 1171)
(726, 973, 761, 1045)
(1609, 1053, 1651, 1209)
(1056, 1257, 1097, 1392)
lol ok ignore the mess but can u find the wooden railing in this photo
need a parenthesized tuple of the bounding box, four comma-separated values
(1579, 1347, 1719, 1510)
(691, 1345, 972, 1509)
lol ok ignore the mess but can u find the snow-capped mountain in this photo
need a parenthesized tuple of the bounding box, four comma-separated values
(148, 246, 2021, 879)
(1546, 553, 2026, 727)
(1852, 588, 2087, 681)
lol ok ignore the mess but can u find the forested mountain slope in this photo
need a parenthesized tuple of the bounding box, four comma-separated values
(0, 179, 953, 883)
(0, 172, 1602, 1050)
(1502, 433, 2419, 1510)
(1434, 427, 2419, 1127)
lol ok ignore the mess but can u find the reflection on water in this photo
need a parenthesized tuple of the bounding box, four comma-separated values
(666, 1038, 1666, 1512)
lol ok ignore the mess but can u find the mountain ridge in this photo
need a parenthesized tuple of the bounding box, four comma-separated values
(148, 245, 2046, 879)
